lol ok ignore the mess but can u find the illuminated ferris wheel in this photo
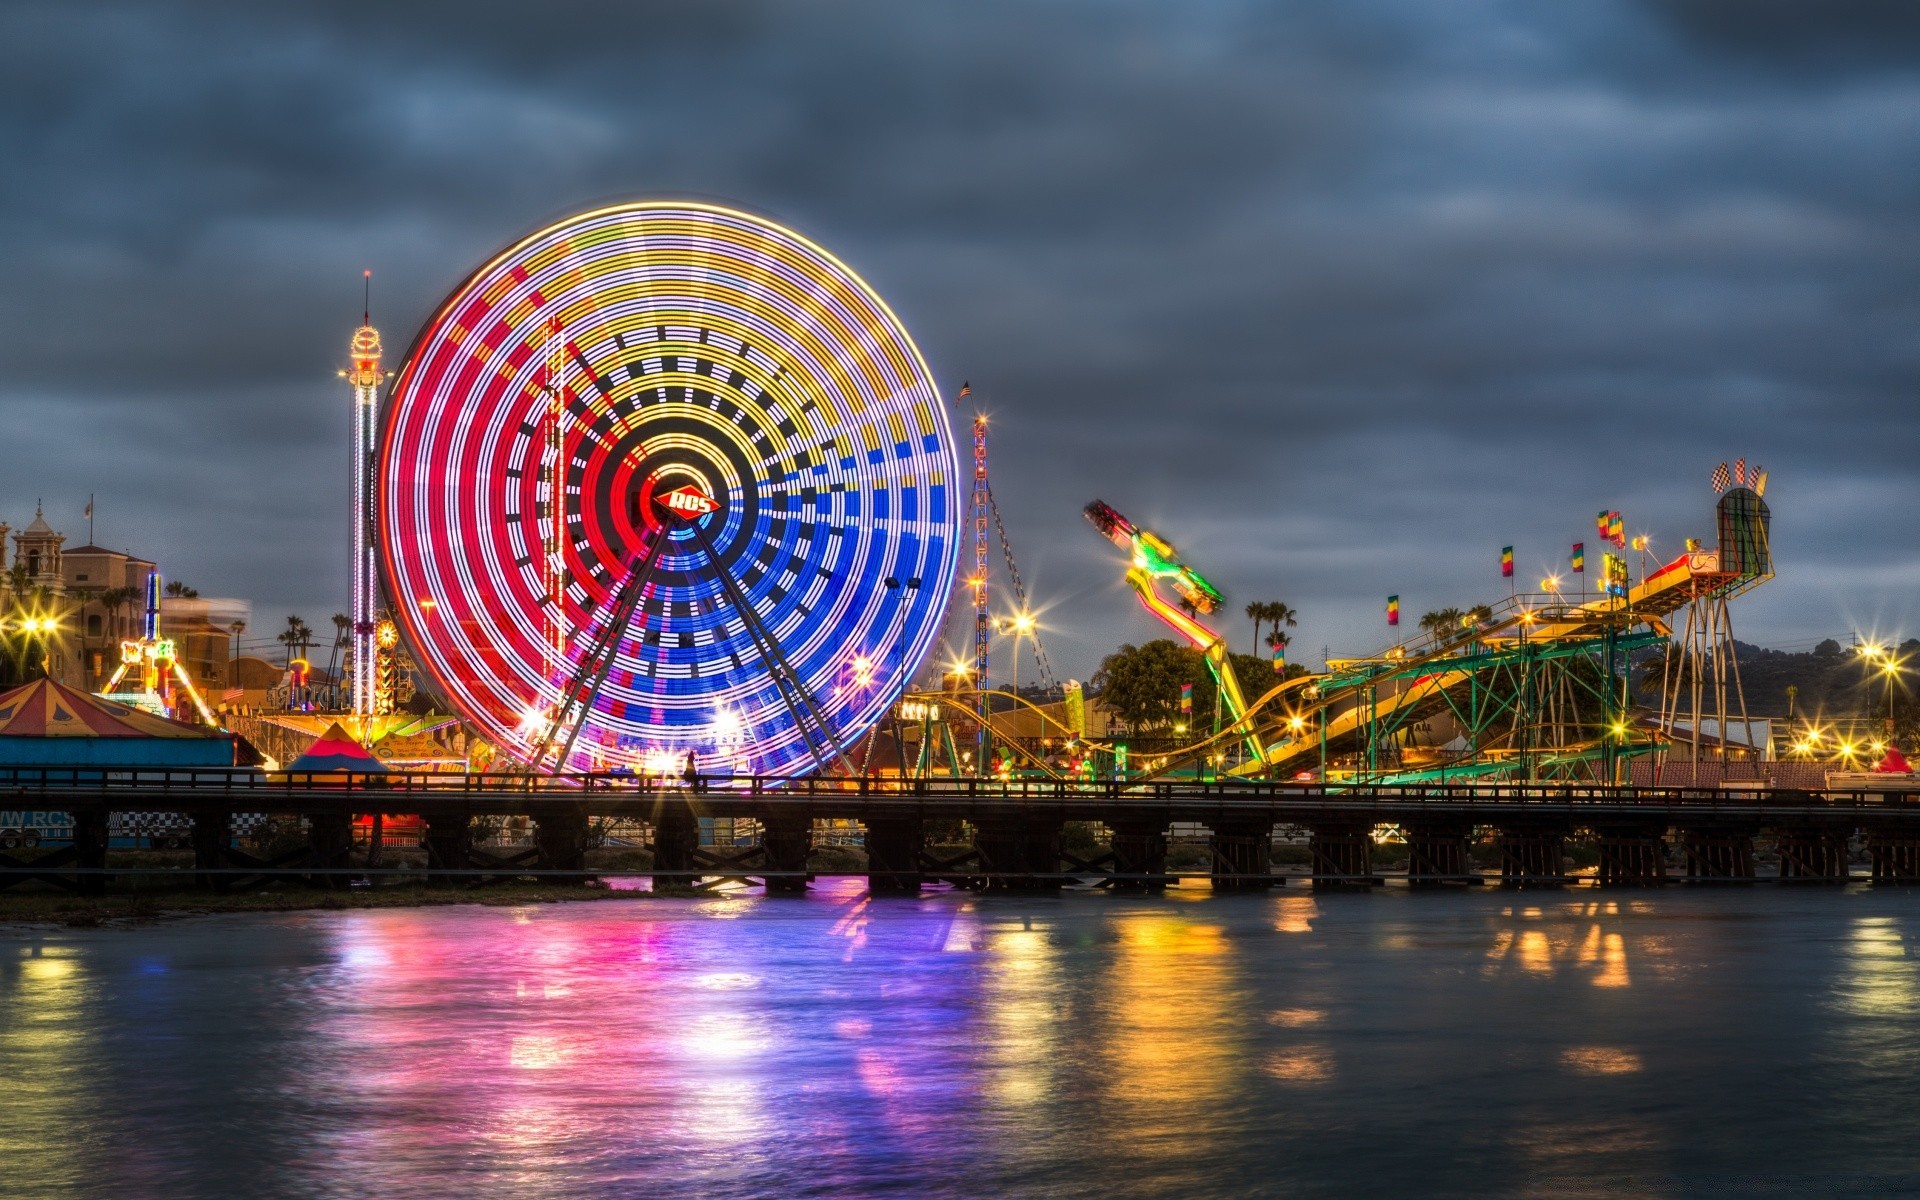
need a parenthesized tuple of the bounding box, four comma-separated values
(378, 202, 960, 775)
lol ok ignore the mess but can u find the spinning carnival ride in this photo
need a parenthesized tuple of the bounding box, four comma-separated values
(378, 203, 961, 775)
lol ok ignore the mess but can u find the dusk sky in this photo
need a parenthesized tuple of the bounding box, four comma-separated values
(3, 0, 1917, 681)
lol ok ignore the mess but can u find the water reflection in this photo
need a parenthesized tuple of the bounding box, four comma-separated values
(7, 890, 1920, 1195)
(0, 945, 93, 1195)
(1484, 901, 1636, 988)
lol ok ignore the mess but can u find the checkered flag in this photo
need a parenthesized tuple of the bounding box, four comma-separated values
(1711, 462, 1731, 492)
(1733, 458, 1747, 486)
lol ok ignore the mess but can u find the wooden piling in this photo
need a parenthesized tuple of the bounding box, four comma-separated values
(973, 817, 1064, 891)
(1775, 826, 1850, 884)
(650, 800, 699, 890)
(1496, 825, 1568, 888)
(1679, 827, 1756, 883)
(864, 816, 924, 894)
(1108, 821, 1170, 893)
(1309, 822, 1373, 891)
(1591, 822, 1668, 887)
(759, 813, 813, 894)
(1405, 820, 1474, 887)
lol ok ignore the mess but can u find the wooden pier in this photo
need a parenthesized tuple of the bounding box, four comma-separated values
(2, 769, 1917, 894)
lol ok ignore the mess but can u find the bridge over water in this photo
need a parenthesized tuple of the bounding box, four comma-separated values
(4, 769, 1918, 895)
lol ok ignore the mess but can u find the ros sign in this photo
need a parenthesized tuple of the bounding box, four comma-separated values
(658, 485, 720, 519)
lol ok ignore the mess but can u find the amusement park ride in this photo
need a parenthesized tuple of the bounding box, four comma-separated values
(297, 197, 1780, 790)
(374, 202, 958, 776)
(99, 570, 219, 727)
(1068, 468, 1776, 785)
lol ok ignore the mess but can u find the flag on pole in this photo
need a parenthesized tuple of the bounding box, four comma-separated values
(1501, 546, 1514, 578)
(1712, 462, 1731, 492)
(1606, 511, 1625, 548)
(1571, 543, 1585, 573)
(1271, 640, 1286, 674)
(958, 381, 971, 398)
(1386, 596, 1400, 626)
(83, 497, 93, 520)
(1179, 683, 1193, 715)
(1596, 511, 1610, 539)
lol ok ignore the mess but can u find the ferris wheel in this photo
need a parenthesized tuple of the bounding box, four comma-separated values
(378, 202, 961, 775)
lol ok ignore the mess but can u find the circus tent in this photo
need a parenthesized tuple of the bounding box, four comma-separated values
(0, 677, 237, 766)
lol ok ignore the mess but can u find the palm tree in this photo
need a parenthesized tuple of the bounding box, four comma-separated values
(325, 612, 351, 706)
(1419, 607, 1465, 635)
(1246, 601, 1266, 655)
(1266, 602, 1298, 647)
(277, 614, 314, 669)
(162, 579, 200, 599)
(99, 586, 139, 642)
(228, 619, 246, 692)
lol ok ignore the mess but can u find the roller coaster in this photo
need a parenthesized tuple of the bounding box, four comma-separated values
(902, 472, 1774, 787)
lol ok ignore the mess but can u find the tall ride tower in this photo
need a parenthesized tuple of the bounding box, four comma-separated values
(970, 402, 991, 749)
(343, 272, 388, 717)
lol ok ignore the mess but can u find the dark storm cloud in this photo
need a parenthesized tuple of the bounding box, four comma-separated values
(2, 0, 1917, 674)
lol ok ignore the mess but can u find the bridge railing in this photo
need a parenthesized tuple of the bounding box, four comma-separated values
(0, 767, 1915, 811)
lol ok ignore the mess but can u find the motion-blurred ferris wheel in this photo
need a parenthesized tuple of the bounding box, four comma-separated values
(378, 202, 961, 774)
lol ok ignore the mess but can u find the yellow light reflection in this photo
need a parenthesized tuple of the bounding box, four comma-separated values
(1486, 905, 1635, 988)
(0, 946, 92, 1190)
(1264, 1046, 1335, 1084)
(1101, 914, 1256, 1154)
(985, 926, 1060, 1106)
(1272, 895, 1318, 934)
(1560, 1046, 1644, 1075)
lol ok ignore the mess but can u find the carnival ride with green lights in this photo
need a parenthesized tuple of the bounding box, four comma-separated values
(896, 472, 1774, 786)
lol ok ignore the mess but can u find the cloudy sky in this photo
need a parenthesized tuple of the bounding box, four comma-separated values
(3, 0, 1916, 682)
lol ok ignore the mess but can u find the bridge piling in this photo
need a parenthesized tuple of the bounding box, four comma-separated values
(1591, 822, 1668, 887)
(973, 817, 1064, 891)
(1211, 820, 1275, 892)
(1680, 827, 1756, 883)
(191, 813, 229, 890)
(1108, 821, 1170, 893)
(306, 813, 353, 889)
(533, 809, 591, 883)
(422, 813, 474, 886)
(864, 817, 924, 894)
(1309, 822, 1372, 891)
(1406, 820, 1475, 888)
(760, 814, 813, 894)
(1867, 827, 1920, 883)
(1775, 827, 1851, 884)
(650, 801, 699, 890)
(72, 811, 109, 897)
(1497, 825, 1568, 888)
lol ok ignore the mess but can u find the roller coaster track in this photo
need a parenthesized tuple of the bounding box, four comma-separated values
(1113, 551, 1737, 781)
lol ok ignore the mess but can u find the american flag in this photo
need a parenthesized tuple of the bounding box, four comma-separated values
(1733, 458, 1747, 486)
(1711, 462, 1731, 492)
(958, 381, 971, 398)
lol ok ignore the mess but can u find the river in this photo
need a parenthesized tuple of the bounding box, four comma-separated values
(6, 882, 1920, 1197)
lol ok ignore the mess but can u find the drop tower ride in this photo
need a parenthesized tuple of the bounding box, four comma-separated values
(343, 272, 387, 717)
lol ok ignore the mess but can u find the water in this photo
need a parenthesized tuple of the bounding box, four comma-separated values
(7, 883, 1920, 1198)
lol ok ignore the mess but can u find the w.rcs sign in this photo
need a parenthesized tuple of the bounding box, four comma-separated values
(658, 486, 720, 519)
